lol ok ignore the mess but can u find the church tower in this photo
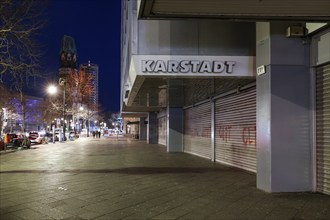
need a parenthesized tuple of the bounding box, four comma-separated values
(59, 35, 78, 79)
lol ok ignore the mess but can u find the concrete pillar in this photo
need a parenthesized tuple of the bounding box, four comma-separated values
(256, 22, 312, 192)
(147, 89, 158, 107)
(167, 79, 184, 152)
(167, 107, 183, 152)
(147, 112, 158, 144)
(139, 117, 147, 140)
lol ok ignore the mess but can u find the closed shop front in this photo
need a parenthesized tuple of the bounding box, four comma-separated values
(315, 64, 330, 195)
(158, 116, 167, 146)
(215, 86, 256, 172)
(184, 102, 212, 159)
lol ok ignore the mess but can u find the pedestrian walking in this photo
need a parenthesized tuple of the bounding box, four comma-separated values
(92, 131, 96, 138)
(4, 133, 10, 151)
(98, 130, 101, 138)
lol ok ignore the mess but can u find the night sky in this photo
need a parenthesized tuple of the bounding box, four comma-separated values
(39, 0, 121, 113)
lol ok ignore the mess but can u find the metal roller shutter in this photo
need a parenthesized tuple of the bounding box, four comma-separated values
(150, 0, 330, 18)
(158, 116, 167, 146)
(215, 87, 256, 172)
(184, 102, 212, 159)
(316, 64, 330, 195)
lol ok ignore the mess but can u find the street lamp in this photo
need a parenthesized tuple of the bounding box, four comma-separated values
(78, 106, 84, 132)
(59, 78, 66, 141)
(47, 80, 66, 142)
(46, 85, 59, 143)
(47, 85, 57, 95)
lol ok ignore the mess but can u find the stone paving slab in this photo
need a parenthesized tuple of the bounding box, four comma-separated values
(1, 137, 329, 220)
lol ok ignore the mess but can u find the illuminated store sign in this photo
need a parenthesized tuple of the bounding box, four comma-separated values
(130, 55, 256, 77)
(142, 60, 236, 74)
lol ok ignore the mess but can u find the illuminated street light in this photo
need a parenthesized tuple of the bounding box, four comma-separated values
(47, 80, 66, 142)
(47, 86, 59, 144)
(47, 84, 57, 95)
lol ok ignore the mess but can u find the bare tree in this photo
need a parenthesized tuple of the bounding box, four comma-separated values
(66, 69, 95, 107)
(66, 69, 97, 134)
(0, 0, 47, 131)
(0, 83, 14, 135)
(40, 69, 97, 134)
(41, 94, 62, 128)
(0, 0, 46, 76)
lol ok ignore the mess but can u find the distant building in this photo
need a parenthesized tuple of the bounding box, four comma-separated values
(80, 61, 99, 108)
(2, 96, 44, 133)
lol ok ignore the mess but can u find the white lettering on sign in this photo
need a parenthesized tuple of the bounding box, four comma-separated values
(142, 60, 236, 74)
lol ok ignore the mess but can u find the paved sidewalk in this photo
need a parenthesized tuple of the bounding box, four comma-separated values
(0, 137, 329, 220)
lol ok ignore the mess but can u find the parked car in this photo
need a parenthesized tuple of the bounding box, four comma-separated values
(54, 128, 66, 141)
(1, 134, 31, 149)
(9, 133, 18, 143)
(0, 137, 4, 151)
(28, 131, 43, 144)
(68, 131, 78, 141)
(16, 134, 31, 148)
(0, 134, 16, 148)
(41, 132, 54, 143)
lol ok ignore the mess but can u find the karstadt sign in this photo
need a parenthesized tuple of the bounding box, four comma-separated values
(142, 60, 236, 74)
(130, 55, 256, 77)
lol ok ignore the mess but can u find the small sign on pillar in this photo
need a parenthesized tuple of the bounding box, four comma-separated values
(257, 65, 266, 76)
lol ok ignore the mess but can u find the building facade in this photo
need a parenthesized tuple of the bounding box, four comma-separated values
(80, 61, 99, 108)
(121, 0, 330, 195)
(2, 96, 44, 133)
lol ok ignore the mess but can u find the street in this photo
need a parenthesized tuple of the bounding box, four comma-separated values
(1, 137, 329, 220)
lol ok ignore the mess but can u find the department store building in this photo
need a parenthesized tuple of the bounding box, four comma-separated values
(120, 0, 330, 195)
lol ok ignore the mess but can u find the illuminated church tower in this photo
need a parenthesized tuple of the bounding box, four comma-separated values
(59, 35, 78, 79)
